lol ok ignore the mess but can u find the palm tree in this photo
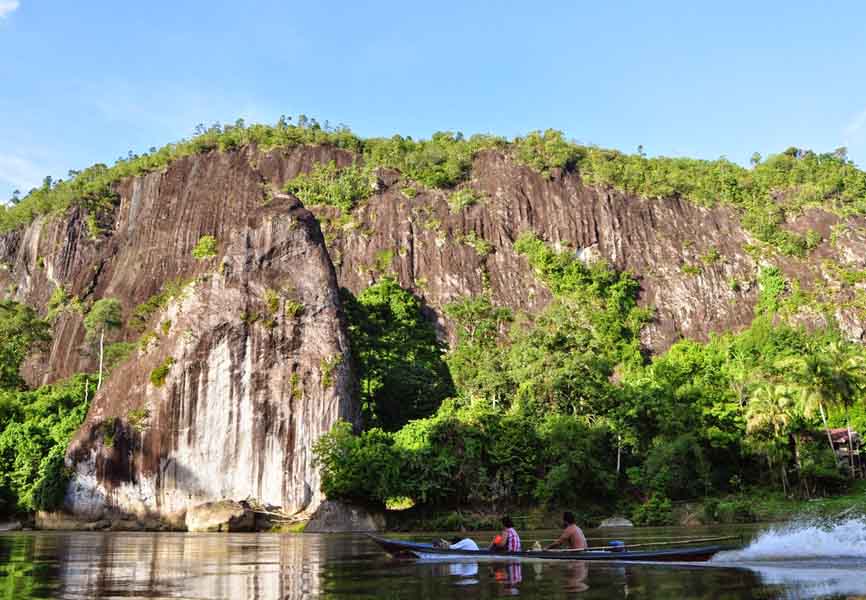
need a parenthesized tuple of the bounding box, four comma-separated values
(827, 344, 866, 476)
(778, 343, 866, 477)
(746, 383, 800, 495)
(776, 351, 840, 455)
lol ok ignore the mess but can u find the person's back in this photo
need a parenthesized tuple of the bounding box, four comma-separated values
(546, 512, 586, 550)
(562, 523, 587, 550)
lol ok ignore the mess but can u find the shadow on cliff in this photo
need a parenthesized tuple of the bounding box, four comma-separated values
(68, 417, 212, 516)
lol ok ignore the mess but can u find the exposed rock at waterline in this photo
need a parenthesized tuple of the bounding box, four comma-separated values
(305, 500, 386, 533)
(186, 500, 256, 532)
(0, 521, 22, 532)
(599, 516, 634, 528)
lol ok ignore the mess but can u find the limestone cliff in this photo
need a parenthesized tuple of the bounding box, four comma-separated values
(0, 147, 357, 520)
(316, 150, 866, 350)
(1, 141, 864, 521)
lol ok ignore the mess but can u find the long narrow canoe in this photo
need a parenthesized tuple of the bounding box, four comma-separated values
(369, 535, 732, 563)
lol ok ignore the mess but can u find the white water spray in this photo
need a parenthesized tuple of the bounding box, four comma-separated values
(713, 518, 866, 562)
(711, 520, 866, 599)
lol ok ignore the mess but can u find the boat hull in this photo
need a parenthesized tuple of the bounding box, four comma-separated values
(369, 535, 730, 563)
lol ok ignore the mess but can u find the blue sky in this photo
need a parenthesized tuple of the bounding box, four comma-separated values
(1, 1, 865, 200)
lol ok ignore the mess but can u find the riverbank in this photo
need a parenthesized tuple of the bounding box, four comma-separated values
(3, 482, 864, 533)
(382, 481, 866, 532)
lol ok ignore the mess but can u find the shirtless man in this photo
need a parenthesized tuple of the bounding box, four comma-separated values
(545, 512, 587, 550)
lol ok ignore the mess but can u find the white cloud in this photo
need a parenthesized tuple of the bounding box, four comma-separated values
(0, 154, 45, 192)
(0, 1, 19, 18)
(844, 106, 866, 140)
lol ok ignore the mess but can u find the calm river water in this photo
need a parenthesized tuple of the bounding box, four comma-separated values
(2, 522, 866, 599)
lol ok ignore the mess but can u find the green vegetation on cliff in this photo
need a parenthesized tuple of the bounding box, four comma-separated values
(318, 235, 866, 523)
(341, 277, 453, 431)
(5, 118, 864, 262)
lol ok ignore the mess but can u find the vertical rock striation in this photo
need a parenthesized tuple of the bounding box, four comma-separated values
(65, 191, 354, 520)
(0, 147, 357, 521)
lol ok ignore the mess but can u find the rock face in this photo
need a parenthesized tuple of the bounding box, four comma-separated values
(317, 150, 866, 349)
(2, 143, 865, 522)
(305, 500, 386, 533)
(185, 500, 255, 532)
(0, 146, 357, 521)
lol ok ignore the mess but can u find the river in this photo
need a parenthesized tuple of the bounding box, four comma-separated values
(2, 520, 865, 599)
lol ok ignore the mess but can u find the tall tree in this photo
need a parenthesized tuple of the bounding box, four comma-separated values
(746, 383, 799, 494)
(341, 279, 453, 431)
(83, 298, 123, 390)
(778, 342, 866, 475)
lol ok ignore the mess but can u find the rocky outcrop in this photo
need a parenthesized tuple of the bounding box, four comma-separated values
(185, 500, 255, 532)
(599, 516, 634, 528)
(65, 189, 354, 520)
(305, 500, 385, 533)
(0, 146, 357, 522)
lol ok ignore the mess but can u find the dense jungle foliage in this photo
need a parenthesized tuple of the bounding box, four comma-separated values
(316, 234, 866, 523)
(3, 117, 866, 260)
(0, 301, 93, 515)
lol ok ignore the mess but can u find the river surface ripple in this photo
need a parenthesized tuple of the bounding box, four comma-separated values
(1, 524, 866, 599)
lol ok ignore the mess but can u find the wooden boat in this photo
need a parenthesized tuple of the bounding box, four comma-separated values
(368, 535, 736, 563)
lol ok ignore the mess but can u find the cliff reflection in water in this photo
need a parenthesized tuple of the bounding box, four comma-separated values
(0, 532, 330, 600)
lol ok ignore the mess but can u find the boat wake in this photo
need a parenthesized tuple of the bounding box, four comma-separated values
(712, 517, 866, 562)
(712, 519, 866, 599)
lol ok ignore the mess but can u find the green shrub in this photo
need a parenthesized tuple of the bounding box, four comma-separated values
(461, 231, 493, 256)
(632, 494, 674, 526)
(756, 266, 786, 315)
(104, 341, 136, 373)
(0, 116, 362, 235)
(45, 285, 69, 321)
(635, 434, 710, 500)
(285, 299, 304, 318)
(127, 407, 150, 433)
(341, 278, 453, 430)
(128, 277, 192, 332)
(192, 235, 218, 260)
(284, 161, 375, 212)
(0, 300, 52, 391)
(363, 132, 504, 189)
(513, 129, 582, 177)
(320, 355, 342, 389)
(701, 249, 721, 264)
(702, 498, 720, 523)
(715, 498, 757, 523)
(313, 421, 402, 504)
(150, 357, 175, 388)
(448, 188, 484, 213)
(264, 289, 280, 316)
